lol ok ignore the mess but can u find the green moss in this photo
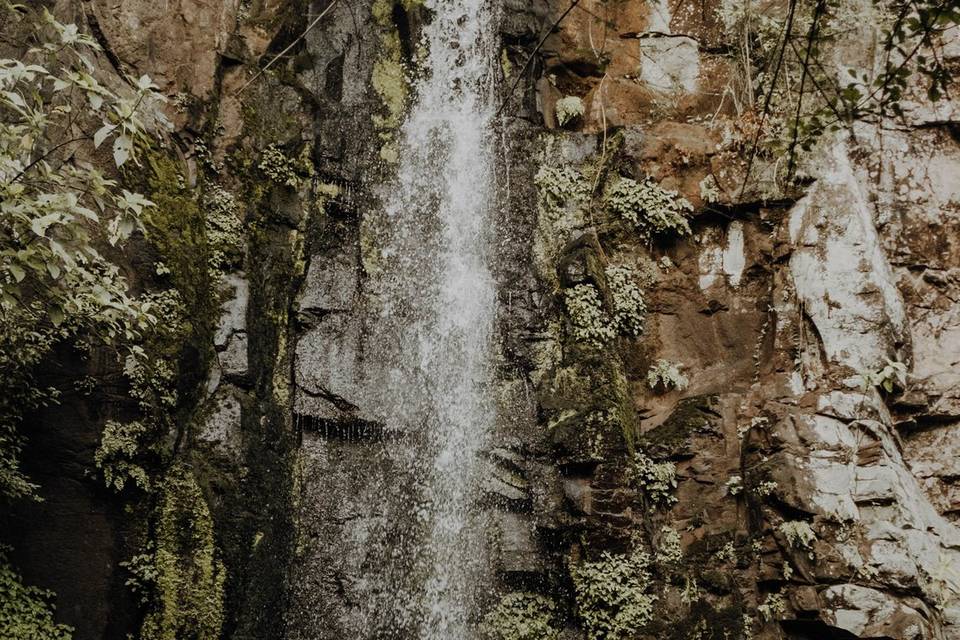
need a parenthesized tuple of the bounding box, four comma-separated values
(0, 547, 73, 640)
(141, 152, 218, 375)
(369, 5, 410, 165)
(139, 464, 225, 640)
(545, 350, 639, 457)
(371, 36, 408, 129)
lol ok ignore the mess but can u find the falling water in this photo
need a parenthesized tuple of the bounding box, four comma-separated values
(361, 0, 500, 637)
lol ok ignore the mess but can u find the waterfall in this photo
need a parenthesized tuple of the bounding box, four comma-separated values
(360, 0, 501, 637)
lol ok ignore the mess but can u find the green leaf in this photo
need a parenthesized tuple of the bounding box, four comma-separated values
(93, 123, 115, 148)
(9, 264, 25, 282)
(113, 134, 132, 167)
(50, 305, 64, 326)
(30, 212, 60, 236)
(46, 261, 61, 279)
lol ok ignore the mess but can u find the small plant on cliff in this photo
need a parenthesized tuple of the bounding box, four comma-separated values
(94, 420, 154, 492)
(858, 358, 907, 393)
(630, 453, 678, 508)
(479, 592, 561, 640)
(555, 95, 585, 127)
(565, 284, 617, 348)
(655, 527, 683, 568)
(646, 359, 689, 392)
(779, 520, 816, 552)
(535, 165, 590, 220)
(570, 549, 656, 640)
(605, 176, 692, 238)
(258, 144, 312, 188)
(201, 185, 244, 272)
(757, 592, 786, 622)
(605, 265, 646, 336)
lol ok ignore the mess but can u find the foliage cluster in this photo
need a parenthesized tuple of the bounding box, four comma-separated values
(605, 177, 692, 239)
(535, 165, 591, 221)
(779, 520, 816, 550)
(646, 359, 689, 391)
(629, 453, 678, 508)
(555, 95, 585, 127)
(565, 284, 617, 348)
(564, 266, 647, 349)
(0, 546, 72, 640)
(604, 265, 646, 336)
(859, 357, 907, 393)
(480, 592, 561, 640)
(0, 5, 165, 500)
(258, 144, 313, 188)
(654, 527, 683, 568)
(570, 549, 656, 640)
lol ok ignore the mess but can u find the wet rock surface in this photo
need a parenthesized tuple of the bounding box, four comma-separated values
(3, 0, 960, 638)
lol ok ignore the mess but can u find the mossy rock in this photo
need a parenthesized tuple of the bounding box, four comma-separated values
(556, 231, 615, 315)
(645, 599, 746, 640)
(140, 464, 225, 640)
(638, 395, 721, 459)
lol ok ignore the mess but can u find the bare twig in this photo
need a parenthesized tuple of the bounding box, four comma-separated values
(737, 0, 798, 201)
(495, 0, 582, 119)
(236, 0, 340, 96)
(785, 0, 826, 180)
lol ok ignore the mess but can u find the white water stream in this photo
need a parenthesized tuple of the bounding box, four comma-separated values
(365, 0, 500, 637)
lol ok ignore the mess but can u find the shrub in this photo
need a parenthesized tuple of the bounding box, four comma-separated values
(570, 549, 656, 640)
(605, 177, 692, 238)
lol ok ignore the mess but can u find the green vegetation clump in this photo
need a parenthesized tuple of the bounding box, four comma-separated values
(94, 420, 153, 492)
(655, 527, 683, 568)
(201, 186, 244, 271)
(604, 265, 646, 336)
(646, 359, 689, 391)
(605, 177, 692, 238)
(135, 465, 225, 640)
(570, 549, 656, 640)
(630, 453, 678, 507)
(0, 546, 73, 640)
(565, 284, 616, 348)
(535, 165, 591, 220)
(563, 266, 647, 349)
(555, 95, 585, 127)
(858, 358, 907, 393)
(258, 144, 311, 187)
(757, 592, 785, 621)
(480, 592, 561, 640)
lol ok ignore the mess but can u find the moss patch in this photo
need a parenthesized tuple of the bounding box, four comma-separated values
(139, 464, 225, 640)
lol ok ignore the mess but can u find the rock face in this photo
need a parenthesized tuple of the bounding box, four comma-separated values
(3, 0, 960, 639)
